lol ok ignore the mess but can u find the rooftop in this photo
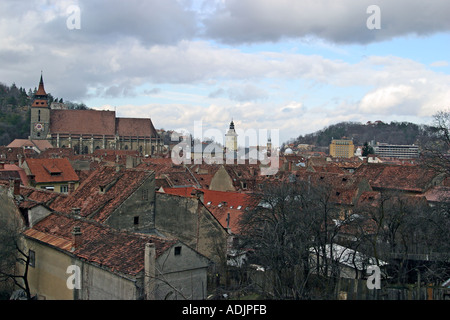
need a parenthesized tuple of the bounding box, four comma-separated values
(51, 166, 153, 222)
(24, 158, 79, 184)
(24, 212, 176, 276)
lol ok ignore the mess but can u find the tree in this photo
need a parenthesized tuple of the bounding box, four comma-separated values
(419, 109, 450, 175)
(352, 189, 449, 285)
(0, 188, 33, 299)
(238, 177, 343, 299)
(362, 142, 374, 157)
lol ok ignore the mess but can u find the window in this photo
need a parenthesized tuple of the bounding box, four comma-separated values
(174, 246, 182, 256)
(141, 188, 148, 201)
(60, 185, 68, 193)
(38, 110, 41, 121)
(134, 216, 139, 225)
(29, 250, 35, 267)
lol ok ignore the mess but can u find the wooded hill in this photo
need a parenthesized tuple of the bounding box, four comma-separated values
(286, 120, 436, 148)
(0, 81, 88, 146)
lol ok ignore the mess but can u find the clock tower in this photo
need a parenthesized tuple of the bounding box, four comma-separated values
(30, 73, 50, 139)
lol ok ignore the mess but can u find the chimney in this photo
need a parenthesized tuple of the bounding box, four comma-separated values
(14, 179, 20, 195)
(191, 189, 204, 203)
(68, 181, 75, 194)
(8, 179, 20, 196)
(71, 226, 82, 250)
(144, 243, 156, 300)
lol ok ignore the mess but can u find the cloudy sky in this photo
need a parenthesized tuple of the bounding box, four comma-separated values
(1, 0, 450, 145)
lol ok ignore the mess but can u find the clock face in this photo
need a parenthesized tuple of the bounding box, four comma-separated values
(34, 123, 44, 132)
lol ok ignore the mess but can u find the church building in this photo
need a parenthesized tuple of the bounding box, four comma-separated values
(30, 75, 163, 155)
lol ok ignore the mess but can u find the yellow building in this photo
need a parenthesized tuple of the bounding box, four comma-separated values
(21, 158, 79, 193)
(329, 139, 355, 158)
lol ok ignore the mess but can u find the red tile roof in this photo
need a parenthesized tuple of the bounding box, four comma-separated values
(161, 187, 257, 234)
(51, 166, 153, 222)
(0, 164, 29, 185)
(116, 117, 157, 137)
(50, 110, 117, 136)
(24, 213, 176, 276)
(24, 158, 79, 183)
(7, 139, 53, 151)
(20, 185, 67, 207)
(355, 163, 438, 192)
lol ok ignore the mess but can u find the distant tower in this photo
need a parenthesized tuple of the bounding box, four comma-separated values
(225, 119, 238, 153)
(267, 136, 272, 157)
(30, 73, 50, 140)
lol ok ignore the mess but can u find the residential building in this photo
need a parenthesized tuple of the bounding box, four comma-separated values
(155, 189, 228, 269)
(329, 139, 355, 158)
(7, 139, 53, 154)
(21, 158, 79, 193)
(22, 212, 211, 300)
(50, 165, 156, 231)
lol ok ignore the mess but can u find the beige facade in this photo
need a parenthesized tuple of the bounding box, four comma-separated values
(329, 139, 355, 158)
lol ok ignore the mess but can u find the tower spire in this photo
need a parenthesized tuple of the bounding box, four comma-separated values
(32, 72, 48, 108)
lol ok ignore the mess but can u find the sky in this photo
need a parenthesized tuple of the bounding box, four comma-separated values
(1, 0, 450, 146)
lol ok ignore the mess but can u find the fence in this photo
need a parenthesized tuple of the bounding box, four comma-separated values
(336, 278, 450, 300)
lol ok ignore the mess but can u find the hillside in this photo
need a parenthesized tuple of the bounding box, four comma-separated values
(286, 120, 435, 148)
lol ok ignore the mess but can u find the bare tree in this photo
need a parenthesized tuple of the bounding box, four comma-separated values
(419, 109, 450, 175)
(352, 189, 449, 285)
(0, 211, 33, 299)
(238, 177, 343, 299)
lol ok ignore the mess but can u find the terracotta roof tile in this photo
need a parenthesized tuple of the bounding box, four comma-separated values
(51, 166, 153, 222)
(161, 187, 257, 234)
(50, 110, 116, 136)
(24, 213, 177, 276)
(24, 158, 79, 183)
(116, 118, 157, 137)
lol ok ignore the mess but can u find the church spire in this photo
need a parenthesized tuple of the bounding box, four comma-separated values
(36, 71, 47, 96)
(229, 119, 235, 130)
(32, 72, 49, 108)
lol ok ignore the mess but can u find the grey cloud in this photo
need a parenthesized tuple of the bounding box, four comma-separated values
(201, 0, 450, 45)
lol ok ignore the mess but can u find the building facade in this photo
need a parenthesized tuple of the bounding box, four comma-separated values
(30, 75, 163, 155)
(329, 139, 355, 158)
(374, 143, 419, 159)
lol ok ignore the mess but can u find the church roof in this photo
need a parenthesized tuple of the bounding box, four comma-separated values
(49, 110, 158, 138)
(50, 109, 117, 136)
(116, 117, 157, 137)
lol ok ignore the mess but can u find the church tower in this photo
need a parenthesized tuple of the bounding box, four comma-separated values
(225, 119, 238, 153)
(30, 73, 51, 140)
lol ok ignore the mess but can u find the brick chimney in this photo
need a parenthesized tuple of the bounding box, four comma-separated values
(71, 226, 82, 250)
(144, 243, 156, 300)
(9, 179, 20, 196)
